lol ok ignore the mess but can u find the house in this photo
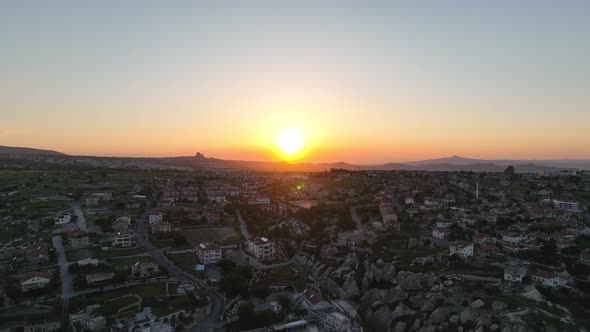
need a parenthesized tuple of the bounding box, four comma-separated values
(580, 249, 590, 265)
(20, 271, 53, 292)
(504, 265, 527, 286)
(476, 244, 499, 257)
(204, 211, 221, 224)
(151, 222, 172, 233)
(473, 233, 495, 246)
(532, 271, 567, 287)
(24, 242, 50, 265)
(543, 199, 581, 213)
(112, 231, 135, 248)
(449, 241, 474, 257)
(247, 237, 275, 261)
(325, 311, 352, 332)
(131, 262, 160, 278)
(68, 228, 90, 249)
(85, 196, 99, 208)
(148, 212, 163, 224)
(86, 272, 114, 285)
(300, 289, 331, 311)
(432, 227, 450, 240)
(69, 305, 107, 332)
(436, 220, 453, 228)
(55, 213, 72, 226)
(404, 195, 415, 205)
(197, 242, 222, 264)
(112, 217, 131, 233)
(250, 197, 270, 205)
(502, 233, 528, 244)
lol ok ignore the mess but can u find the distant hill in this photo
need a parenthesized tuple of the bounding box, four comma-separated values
(0, 147, 588, 173)
(0, 145, 66, 156)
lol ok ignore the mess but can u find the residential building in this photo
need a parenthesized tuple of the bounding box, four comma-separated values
(247, 237, 275, 261)
(325, 311, 352, 332)
(580, 249, 590, 265)
(299, 288, 332, 311)
(86, 272, 114, 285)
(112, 231, 135, 248)
(502, 233, 528, 244)
(476, 244, 499, 257)
(112, 217, 131, 233)
(151, 222, 172, 233)
(20, 271, 52, 292)
(68, 228, 90, 249)
(197, 242, 222, 264)
(532, 271, 568, 287)
(24, 242, 50, 265)
(148, 212, 163, 224)
(55, 213, 72, 226)
(432, 227, 450, 240)
(543, 199, 581, 212)
(504, 265, 527, 286)
(131, 262, 160, 278)
(85, 196, 99, 208)
(449, 241, 474, 257)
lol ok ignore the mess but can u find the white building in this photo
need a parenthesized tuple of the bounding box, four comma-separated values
(197, 242, 222, 264)
(86, 273, 114, 285)
(20, 272, 52, 292)
(325, 311, 352, 332)
(148, 212, 163, 224)
(449, 241, 474, 257)
(55, 213, 72, 226)
(543, 199, 581, 213)
(532, 271, 568, 287)
(432, 228, 450, 240)
(112, 231, 135, 248)
(504, 265, 527, 284)
(247, 237, 275, 261)
(502, 233, 528, 244)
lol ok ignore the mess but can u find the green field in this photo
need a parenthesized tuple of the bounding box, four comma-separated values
(68, 282, 192, 317)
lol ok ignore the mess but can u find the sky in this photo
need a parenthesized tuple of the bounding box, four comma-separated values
(1, 1, 589, 163)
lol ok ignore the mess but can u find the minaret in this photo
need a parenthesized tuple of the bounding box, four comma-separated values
(476, 181, 479, 199)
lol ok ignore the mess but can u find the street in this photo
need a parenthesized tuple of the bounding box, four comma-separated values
(135, 194, 225, 331)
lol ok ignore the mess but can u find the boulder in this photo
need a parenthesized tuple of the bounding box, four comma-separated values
(429, 307, 451, 325)
(339, 276, 360, 300)
(492, 300, 507, 311)
(490, 324, 499, 331)
(471, 299, 485, 309)
(396, 271, 423, 290)
(449, 315, 459, 324)
(460, 308, 476, 324)
(411, 318, 421, 331)
(388, 286, 408, 304)
(383, 262, 396, 281)
(371, 304, 393, 332)
(421, 301, 435, 312)
(393, 321, 406, 332)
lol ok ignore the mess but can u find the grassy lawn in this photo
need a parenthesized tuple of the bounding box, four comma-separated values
(69, 282, 191, 317)
(169, 252, 205, 278)
(182, 227, 238, 245)
(108, 256, 156, 268)
(66, 246, 102, 261)
(102, 247, 145, 258)
(252, 264, 307, 291)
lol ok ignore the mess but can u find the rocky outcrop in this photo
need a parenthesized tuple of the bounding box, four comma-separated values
(396, 271, 423, 290)
(429, 307, 451, 325)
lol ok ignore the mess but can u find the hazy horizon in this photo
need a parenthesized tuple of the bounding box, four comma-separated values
(2, 1, 590, 163)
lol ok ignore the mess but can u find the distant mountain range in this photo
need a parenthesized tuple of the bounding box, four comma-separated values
(0, 146, 588, 173)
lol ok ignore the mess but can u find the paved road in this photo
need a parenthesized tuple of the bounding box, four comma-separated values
(236, 210, 250, 239)
(135, 194, 225, 331)
(53, 235, 73, 329)
(350, 206, 363, 231)
(52, 235, 73, 299)
(70, 202, 88, 232)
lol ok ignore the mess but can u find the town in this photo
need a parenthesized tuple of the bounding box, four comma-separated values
(0, 165, 589, 332)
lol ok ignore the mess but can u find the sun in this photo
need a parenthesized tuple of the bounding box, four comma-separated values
(277, 129, 305, 156)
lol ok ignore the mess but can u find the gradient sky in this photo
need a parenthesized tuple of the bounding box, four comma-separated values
(1, 1, 589, 163)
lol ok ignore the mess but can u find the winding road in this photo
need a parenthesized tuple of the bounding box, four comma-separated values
(134, 194, 225, 331)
